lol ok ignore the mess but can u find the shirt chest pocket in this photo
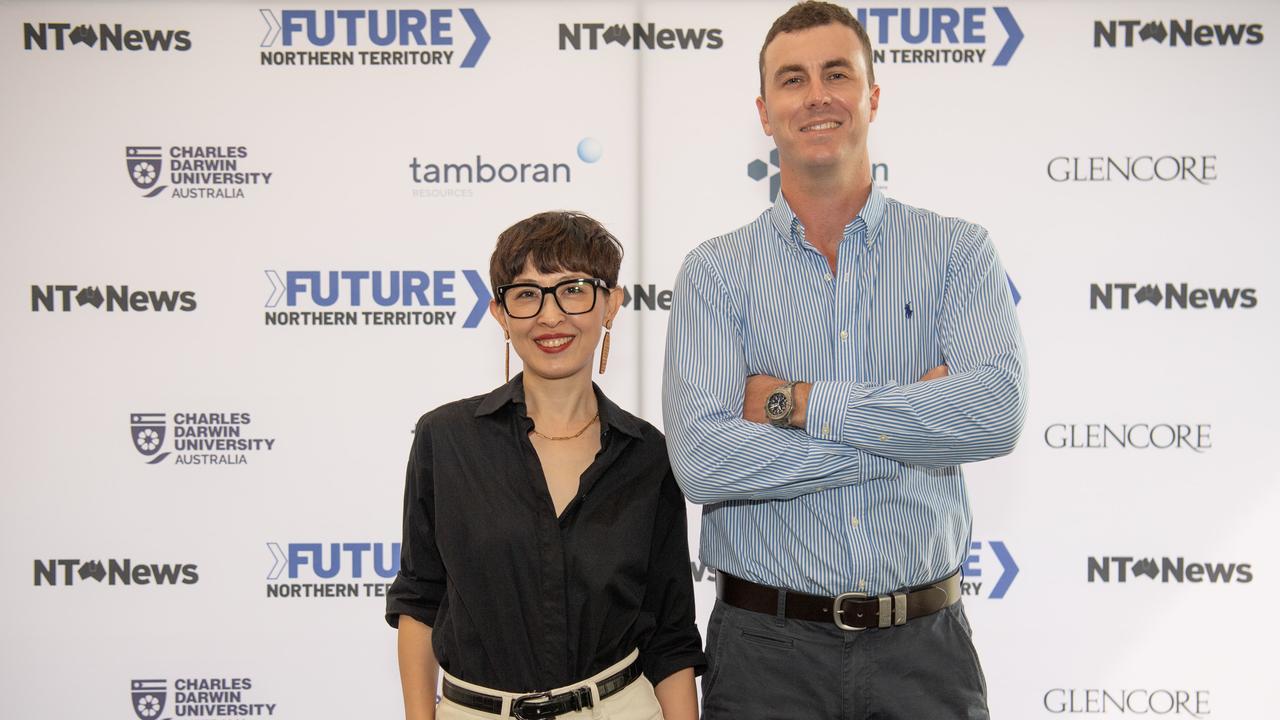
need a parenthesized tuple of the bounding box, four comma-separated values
(860, 288, 942, 386)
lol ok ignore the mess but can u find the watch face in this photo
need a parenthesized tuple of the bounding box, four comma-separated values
(766, 392, 787, 418)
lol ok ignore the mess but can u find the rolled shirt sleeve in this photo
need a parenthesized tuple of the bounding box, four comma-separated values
(385, 416, 447, 628)
(636, 469, 707, 683)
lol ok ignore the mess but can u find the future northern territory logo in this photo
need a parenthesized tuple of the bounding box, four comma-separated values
(1089, 283, 1257, 310)
(267, 541, 400, 598)
(962, 540, 1019, 599)
(264, 269, 491, 327)
(854, 6, 1023, 66)
(259, 8, 488, 68)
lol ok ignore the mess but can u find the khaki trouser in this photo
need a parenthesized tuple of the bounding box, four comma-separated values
(439, 649, 663, 720)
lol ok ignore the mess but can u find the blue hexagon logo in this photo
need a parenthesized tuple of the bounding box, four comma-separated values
(747, 148, 781, 202)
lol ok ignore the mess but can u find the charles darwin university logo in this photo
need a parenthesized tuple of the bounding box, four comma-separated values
(132, 679, 167, 720)
(130, 678, 277, 720)
(125, 145, 274, 199)
(130, 412, 277, 466)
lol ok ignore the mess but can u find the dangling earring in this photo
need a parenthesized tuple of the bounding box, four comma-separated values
(598, 321, 612, 374)
(504, 330, 511, 383)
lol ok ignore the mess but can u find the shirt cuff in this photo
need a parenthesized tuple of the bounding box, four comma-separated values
(642, 650, 708, 686)
(384, 572, 442, 629)
(804, 380, 857, 443)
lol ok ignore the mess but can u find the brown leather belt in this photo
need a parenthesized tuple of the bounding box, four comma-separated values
(716, 570, 961, 630)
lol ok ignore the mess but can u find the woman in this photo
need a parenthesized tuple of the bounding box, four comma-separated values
(386, 211, 704, 720)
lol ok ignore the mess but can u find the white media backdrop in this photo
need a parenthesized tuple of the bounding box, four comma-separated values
(2, 1, 1276, 718)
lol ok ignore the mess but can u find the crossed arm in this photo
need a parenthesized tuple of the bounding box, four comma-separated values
(662, 230, 1027, 505)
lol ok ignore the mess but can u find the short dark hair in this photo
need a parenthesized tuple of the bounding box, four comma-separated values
(759, 1, 875, 97)
(489, 211, 623, 292)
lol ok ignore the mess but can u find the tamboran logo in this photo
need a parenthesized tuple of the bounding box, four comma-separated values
(125, 146, 273, 199)
(129, 412, 276, 466)
(1045, 689, 1210, 718)
(1047, 155, 1217, 184)
(266, 542, 400, 598)
(962, 540, 1018, 599)
(410, 138, 602, 199)
(558, 22, 723, 50)
(30, 284, 197, 312)
(748, 149, 888, 202)
(263, 269, 491, 328)
(1090, 283, 1257, 310)
(259, 8, 488, 68)
(33, 558, 199, 587)
(130, 678, 277, 720)
(1044, 423, 1211, 453)
(1087, 556, 1253, 584)
(22, 22, 191, 52)
(854, 6, 1023, 66)
(1095, 18, 1263, 48)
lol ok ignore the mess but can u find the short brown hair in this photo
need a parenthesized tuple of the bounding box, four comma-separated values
(759, 1, 875, 97)
(489, 211, 623, 292)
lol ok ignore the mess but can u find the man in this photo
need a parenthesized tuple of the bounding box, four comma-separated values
(662, 2, 1027, 718)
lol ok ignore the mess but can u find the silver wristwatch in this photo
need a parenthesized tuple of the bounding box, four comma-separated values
(764, 381, 799, 428)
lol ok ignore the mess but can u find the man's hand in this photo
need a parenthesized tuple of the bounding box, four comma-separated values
(744, 375, 810, 429)
(920, 364, 949, 381)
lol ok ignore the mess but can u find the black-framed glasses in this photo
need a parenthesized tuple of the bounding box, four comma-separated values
(495, 277, 608, 319)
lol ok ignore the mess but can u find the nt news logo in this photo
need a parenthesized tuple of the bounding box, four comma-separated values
(1087, 555, 1252, 584)
(1094, 18, 1263, 47)
(34, 557, 199, 587)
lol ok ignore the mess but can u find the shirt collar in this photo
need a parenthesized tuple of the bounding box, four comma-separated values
(768, 184, 887, 251)
(474, 373, 643, 439)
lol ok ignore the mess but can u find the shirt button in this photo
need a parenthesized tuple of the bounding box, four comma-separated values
(821, 423, 831, 436)
(879, 434, 890, 442)
(839, 330, 849, 340)
(824, 272, 833, 282)
(850, 516, 860, 528)
(857, 579, 867, 590)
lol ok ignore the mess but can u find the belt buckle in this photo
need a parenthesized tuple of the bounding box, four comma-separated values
(832, 591, 868, 631)
(511, 691, 553, 720)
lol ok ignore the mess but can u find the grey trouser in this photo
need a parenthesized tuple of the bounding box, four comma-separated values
(701, 598, 989, 720)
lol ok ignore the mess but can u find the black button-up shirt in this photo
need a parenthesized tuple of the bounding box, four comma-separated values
(386, 374, 705, 691)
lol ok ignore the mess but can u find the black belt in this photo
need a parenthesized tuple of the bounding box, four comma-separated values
(717, 570, 961, 630)
(441, 657, 643, 720)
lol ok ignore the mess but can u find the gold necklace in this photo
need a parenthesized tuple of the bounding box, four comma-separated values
(531, 413, 599, 441)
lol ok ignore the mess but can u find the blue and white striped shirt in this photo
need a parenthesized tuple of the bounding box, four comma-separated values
(662, 187, 1027, 597)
